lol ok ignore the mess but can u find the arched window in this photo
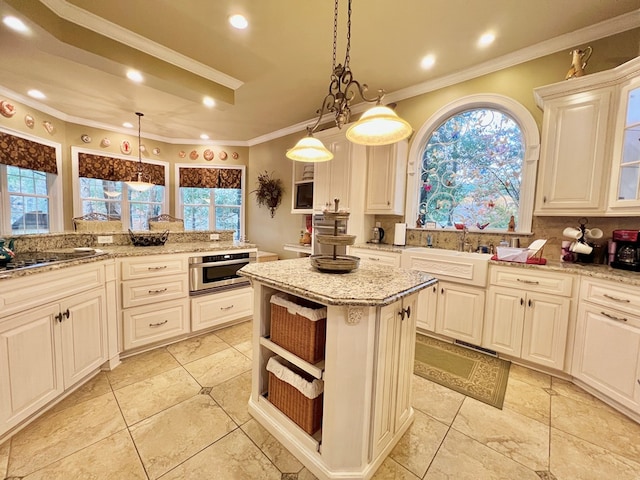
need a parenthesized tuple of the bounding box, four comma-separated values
(406, 94, 539, 233)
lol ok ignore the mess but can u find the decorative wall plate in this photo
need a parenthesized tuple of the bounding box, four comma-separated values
(120, 139, 132, 154)
(189, 150, 199, 160)
(24, 114, 34, 128)
(232, 152, 239, 159)
(219, 151, 228, 160)
(101, 138, 111, 147)
(178, 150, 186, 158)
(139, 144, 147, 153)
(203, 149, 214, 161)
(152, 147, 160, 155)
(81, 134, 91, 143)
(42, 121, 55, 134)
(0, 100, 16, 118)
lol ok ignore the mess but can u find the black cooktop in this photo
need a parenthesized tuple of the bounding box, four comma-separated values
(0, 251, 99, 272)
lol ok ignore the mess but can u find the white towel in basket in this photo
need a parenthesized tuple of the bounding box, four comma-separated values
(270, 293, 327, 321)
(266, 357, 324, 399)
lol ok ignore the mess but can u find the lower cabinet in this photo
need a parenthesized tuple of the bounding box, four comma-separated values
(122, 299, 190, 350)
(191, 286, 253, 332)
(347, 247, 401, 267)
(435, 282, 485, 345)
(416, 283, 438, 332)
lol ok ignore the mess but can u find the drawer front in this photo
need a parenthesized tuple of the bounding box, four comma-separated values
(580, 277, 640, 317)
(490, 267, 574, 296)
(122, 299, 189, 350)
(119, 256, 187, 280)
(191, 287, 253, 332)
(121, 277, 188, 308)
(349, 248, 400, 267)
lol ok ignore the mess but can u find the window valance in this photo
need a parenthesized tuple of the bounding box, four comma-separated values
(179, 167, 242, 189)
(0, 132, 58, 174)
(78, 152, 165, 186)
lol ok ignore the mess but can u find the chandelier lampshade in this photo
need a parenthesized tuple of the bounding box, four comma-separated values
(125, 112, 154, 192)
(346, 105, 413, 146)
(286, 133, 334, 162)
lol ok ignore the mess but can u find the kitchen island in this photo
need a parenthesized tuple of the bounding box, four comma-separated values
(239, 258, 437, 480)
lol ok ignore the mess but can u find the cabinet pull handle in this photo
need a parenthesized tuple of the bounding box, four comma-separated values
(368, 257, 380, 261)
(441, 288, 444, 295)
(600, 311, 628, 323)
(63, 308, 70, 319)
(528, 299, 532, 307)
(405, 306, 411, 319)
(432, 286, 436, 293)
(148, 266, 168, 271)
(520, 298, 524, 305)
(603, 294, 630, 303)
(220, 305, 234, 311)
(55, 312, 63, 323)
(149, 320, 168, 327)
(148, 288, 168, 294)
(517, 278, 539, 285)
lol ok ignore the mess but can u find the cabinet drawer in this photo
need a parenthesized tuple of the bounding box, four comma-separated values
(490, 267, 574, 297)
(580, 277, 640, 317)
(191, 287, 253, 332)
(119, 256, 187, 280)
(348, 248, 400, 267)
(121, 277, 188, 308)
(122, 299, 189, 350)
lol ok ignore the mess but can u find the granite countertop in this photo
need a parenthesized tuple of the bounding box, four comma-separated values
(238, 257, 437, 307)
(351, 243, 413, 253)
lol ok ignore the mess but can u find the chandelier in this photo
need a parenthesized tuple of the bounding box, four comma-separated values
(286, 0, 412, 162)
(125, 112, 155, 192)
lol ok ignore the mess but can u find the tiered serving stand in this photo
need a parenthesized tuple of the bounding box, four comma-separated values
(310, 199, 359, 273)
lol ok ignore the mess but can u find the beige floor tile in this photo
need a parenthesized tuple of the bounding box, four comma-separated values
(389, 410, 449, 478)
(551, 377, 601, 406)
(210, 370, 252, 425)
(7, 392, 126, 477)
(234, 339, 253, 359)
(166, 332, 230, 364)
(372, 457, 421, 479)
(411, 374, 464, 425)
(550, 427, 640, 480)
(107, 348, 180, 390)
(131, 394, 237, 479)
(49, 371, 112, 414)
(214, 320, 253, 346)
(508, 364, 551, 389)
(114, 367, 202, 425)
(503, 376, 550, 424)
(183, 347, 252, 387)
(241, 418, 303, 473)
(424, 428, 540, 480)
(551, 393, 640, 463)
(22, 429, 146, 480)
(452, 397, 549, 471)
(157, 428, 281, 479)
(0, 438, 9, 479)
(297, 468, 319, 480)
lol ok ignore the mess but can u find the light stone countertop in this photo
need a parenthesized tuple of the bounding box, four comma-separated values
(238, 257, 437, 307)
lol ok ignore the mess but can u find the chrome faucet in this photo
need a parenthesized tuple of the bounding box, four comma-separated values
(458, 227, 468, 252)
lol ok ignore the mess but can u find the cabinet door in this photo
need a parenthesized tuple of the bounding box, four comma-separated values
(0, 304, 63, 433)
(573, 304, 640, 411)
(365, 141, 407, 215)
(482, 286, 524, 356)
(61, 287, 108, 387)
(436, 282, 485, 345)
(416, 284, 438, 332)
(191, 287, 253, 332)
(521, 292, 570, 370)
(313, 132, 352, 211)
(394, 294, 417, 429)
(535, 87, 613, 215)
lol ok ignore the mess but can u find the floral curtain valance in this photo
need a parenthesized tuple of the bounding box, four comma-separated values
(0, 132, 58, 174)
(78, 153, 165, 186)
(179, 167, 242, 189)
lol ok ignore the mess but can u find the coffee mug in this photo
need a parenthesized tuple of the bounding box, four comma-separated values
(563, 227, 582, 239)
(570, 241, 593, 255)
(585, 228, 603, 240)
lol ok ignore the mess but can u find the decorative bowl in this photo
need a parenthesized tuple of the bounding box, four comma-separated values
(128, 229, 169, 247)
(454, 223, 465, 230)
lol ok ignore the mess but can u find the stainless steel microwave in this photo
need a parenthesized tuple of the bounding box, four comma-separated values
(295, 182, 314, 209)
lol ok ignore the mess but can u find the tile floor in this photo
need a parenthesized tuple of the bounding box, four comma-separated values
(2, 320, 640, 479)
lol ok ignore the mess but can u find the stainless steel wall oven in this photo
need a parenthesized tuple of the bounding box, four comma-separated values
(189, 250, 256, 295)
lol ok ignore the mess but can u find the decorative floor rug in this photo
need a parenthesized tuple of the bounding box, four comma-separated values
(414, 334, 510, 409)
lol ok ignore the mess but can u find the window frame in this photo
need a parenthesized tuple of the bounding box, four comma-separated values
(71, 146, 169, 230)
(405, 94, 540, 234)
(0, 126, 63, 235)
(175, 163, 246, 239)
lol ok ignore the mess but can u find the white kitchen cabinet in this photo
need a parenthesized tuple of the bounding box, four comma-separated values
(122, 299, 190, 350)
(573, 277, 640, 412)
(347, 247, 401, 267)
(365, 140, 408, 215)
(313, 130, 354, 212)
(416, 283, 438, 332)
(483, 266, 574, 370)
(435, 281, 485, 345)
(191, 286, 253, 332)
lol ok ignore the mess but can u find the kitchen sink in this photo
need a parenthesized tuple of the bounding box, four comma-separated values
(400, 247, 492, 287)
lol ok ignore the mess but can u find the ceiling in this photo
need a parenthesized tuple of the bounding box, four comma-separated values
(0, 0, 639, 146)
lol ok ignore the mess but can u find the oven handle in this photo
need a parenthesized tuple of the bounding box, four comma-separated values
(189, 259, 250, 268)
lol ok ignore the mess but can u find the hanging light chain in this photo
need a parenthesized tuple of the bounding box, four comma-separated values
(344, 0, 352, 69)
(332, 0, 338, 72)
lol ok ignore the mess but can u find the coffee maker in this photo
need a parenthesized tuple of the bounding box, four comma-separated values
(610, 230, 640, 271)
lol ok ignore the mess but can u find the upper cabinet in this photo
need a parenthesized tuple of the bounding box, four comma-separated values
(534, 56, 640, 216)
(365, 140, 408, 215)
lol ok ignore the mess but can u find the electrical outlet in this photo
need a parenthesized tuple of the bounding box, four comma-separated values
(97, 235, 113, 244)
(210, 233, 220, 241)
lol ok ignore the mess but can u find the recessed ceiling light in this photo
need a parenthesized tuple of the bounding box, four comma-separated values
(420, 54, 436, 70)
(122, 122, 133, 128)
(229, 14, 248, 30)
(126, 70, 144, 83)
(27, 89, 46, 99)
(200, 134, 209, 140)
(478, 32, 495, 47)
(203, 96, 215, 108)
(3, 16, 28, 33)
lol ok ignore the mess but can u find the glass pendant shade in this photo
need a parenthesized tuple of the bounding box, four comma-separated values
(126, 171, 154, 192)
(346, 105, 413, 146)
(286, 135, 334, 162)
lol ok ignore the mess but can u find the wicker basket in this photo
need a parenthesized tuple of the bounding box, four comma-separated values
(270, 293, 327, 364)
(128, 229, 169, 247)
(267, 357, 323, 435)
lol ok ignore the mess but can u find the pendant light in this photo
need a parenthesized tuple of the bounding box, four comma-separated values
(286, 0, 412, 162)
(125, 112, 154, 192)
